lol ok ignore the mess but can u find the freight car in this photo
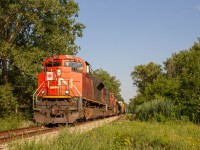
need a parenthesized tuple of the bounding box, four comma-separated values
(33, 55, 125, 124)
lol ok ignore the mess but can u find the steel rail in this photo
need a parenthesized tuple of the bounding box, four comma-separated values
(0, 126, 59, 144)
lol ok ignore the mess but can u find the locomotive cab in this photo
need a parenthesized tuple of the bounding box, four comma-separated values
(37, 55, 85, 97)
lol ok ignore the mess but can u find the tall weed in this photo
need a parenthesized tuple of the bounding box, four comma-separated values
(0, 114, 33, 131)
(135, 98, 175, 121)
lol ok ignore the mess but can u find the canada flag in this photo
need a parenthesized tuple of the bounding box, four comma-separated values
(46, 72, 54, 81)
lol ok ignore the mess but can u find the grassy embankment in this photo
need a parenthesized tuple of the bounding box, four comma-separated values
(10, 117, 200, 150)
(0, 115, 34, 131)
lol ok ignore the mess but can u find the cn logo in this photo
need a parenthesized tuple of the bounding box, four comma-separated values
(46, 72, 54, 81)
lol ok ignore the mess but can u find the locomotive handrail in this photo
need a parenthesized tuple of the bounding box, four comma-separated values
(72, 84, 83, 110)
(33, 81, 45, 109)
(60, 79, 70, 92)
(72, 84, 81, 96)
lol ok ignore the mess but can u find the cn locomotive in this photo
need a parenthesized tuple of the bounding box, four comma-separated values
(33, 55, 125, 124)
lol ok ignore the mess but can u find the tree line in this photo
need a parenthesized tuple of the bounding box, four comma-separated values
(129, 39, 200, 123)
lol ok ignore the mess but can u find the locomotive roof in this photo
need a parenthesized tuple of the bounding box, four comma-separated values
(43, 55, 90, 65)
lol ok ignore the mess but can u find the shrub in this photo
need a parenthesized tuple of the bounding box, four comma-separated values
(0, 84, 17, 117)
(135, 98, 175, 121)
(0, 114, 33, 131)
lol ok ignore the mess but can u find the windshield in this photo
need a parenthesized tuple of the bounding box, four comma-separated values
(64, 61, 83, 72)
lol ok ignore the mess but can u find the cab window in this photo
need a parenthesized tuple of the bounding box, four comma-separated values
(46, 62, 61, 67)
(44, 61, 61, 71)
(64, 61, 83, 72)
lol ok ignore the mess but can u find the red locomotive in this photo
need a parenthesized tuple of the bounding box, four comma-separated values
(33, 55, 125, 124)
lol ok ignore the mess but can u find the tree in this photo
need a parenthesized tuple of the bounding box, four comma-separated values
(128, 98, 137, 113)
(0, 0, 85, 116)
(131, 62, 162, 94)
(163, 41, 200, 122)
(93, 68, 123, 101)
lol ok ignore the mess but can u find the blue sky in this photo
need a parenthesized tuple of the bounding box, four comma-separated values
(75, 0, 200, 103)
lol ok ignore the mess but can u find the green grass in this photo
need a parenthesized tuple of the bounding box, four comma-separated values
(0, 115, 34, 131)
(10, 119, 200, 150)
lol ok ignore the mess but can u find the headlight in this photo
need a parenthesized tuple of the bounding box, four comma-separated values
(65, 90, 69, 95)
(41, 90, 45, 95)
(57, 69, 61, 76)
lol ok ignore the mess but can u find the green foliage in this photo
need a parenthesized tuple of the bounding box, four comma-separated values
(94, 68, 123, 101)
(135, 98, 175, 122)
(0, 0, 85, 56)
(144, 75, 180, 101)
(0, 84, 17, 117)
(128, 98, 136, 113)
(0, 114, 33, 131)
(10, 120, 200, 150)
(164, 41, 200, 122)
(131, 62, 162, 93)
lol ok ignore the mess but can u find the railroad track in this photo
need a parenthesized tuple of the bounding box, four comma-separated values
(0, 122, 88, 145)
(0, 115, 122, 146)
(0, 126, 59, 144)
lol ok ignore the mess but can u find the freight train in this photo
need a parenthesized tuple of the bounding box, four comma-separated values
(33, 55, 125, 124)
